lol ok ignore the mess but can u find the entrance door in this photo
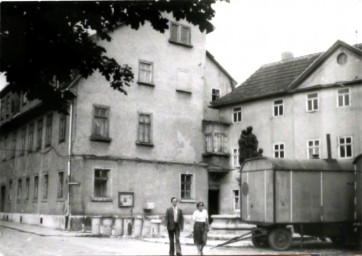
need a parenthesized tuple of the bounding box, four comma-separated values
(1, 185, 6, 212)
(208, 189, 219, 223)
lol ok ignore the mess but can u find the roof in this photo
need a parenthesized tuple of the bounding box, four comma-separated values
(211, 40, 362, 108)
(241, 157, 354, 172)
(206, 51, 237, 86)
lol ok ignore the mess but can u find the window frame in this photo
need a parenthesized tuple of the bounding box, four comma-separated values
(273, 142, 285, 158)
(42, 173, 49, 200)
(45, 113, 53, 147)
(211, 88, 221, 102)
(232, 106, 242, 123)
(33, 175, 39, 201)
(138, 60, 154, 86)
(273, 99, 284, 117)
(57, 171, 65, 199)
(36, 118, 43, 150)
(28, 123, 34, 152)
(179, 173, 195, 202)
(306, 139, 321, 159)
(338, 136, 353, 159)
(306, 92, 319, 112)
(20, 127, 26, 156)
(232, 189, 240, 212)
(169, 22, 192, 47)
(232, 148, 240, 167)
(337, 88, 351, 108)
(91, 105, 111, 141)
(93, 168, 111, 199)
(17, 178, 22, 202)
(25, 177, 30, 201)
(59, 113, 67, 143)
(136, 112, 153, 145)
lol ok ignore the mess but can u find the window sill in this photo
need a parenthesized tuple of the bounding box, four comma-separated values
(136, 141, 154, 147)
(306, 110, 319, 113)
(137, 81, 155, 87)
(168, 40, 193, 48)
(180, 199, 196, 203)
(57, 198, 65, 202)
(91, 197, 113, 202)
(202, 152, 230, 157)
(90, 135, 112, 143)
(176, 89, 192, 94)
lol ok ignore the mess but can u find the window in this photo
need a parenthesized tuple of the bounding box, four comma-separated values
(92, 106, 109, 139)
(233, 107, 242, 123)
(170, 22, 191, 45)
(273, 143, 285, 158)
(138, 61, 153, 85)
(0, 99, 5, 121)
(273, 99, 284, 116)
(20, 127, 26, 156)
(338, 136, 353, 158)
(213, 133, 227, 153)
(233, 148, 240, 167)
(25, 177, 30, 200)
(307, 139, 321, 159)
(57, 171, 64, 199)
(176, 69, 191, 93)
(28, 123, 34, 152)
(45, 114, 53, 147)
(34, 176, 39, 200)
(337, 88, 350, 107)
(212, 89, 220, 101)
(204, 123, 228, 154)
(10, 132, 16, 158)
(11, 93, 20, 114)
(306, 93, 319, 112)
(17, 179, 22, 201)
(181, 174, 193, 200)
(94, 169, 109, 198)
(36, 118, 43, 150)
(59, 113, 66, 143)
(9, 180, 12, 201)
(137, 113, 152, 144)
(233, 190, 240, 211)
(42, 174, 48, 199)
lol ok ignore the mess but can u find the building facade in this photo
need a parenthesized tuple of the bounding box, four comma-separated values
(0, 16, 236, 230)
(211, 41, 362, 215)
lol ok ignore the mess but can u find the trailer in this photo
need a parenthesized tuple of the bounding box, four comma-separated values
(238, 157, 358, 251)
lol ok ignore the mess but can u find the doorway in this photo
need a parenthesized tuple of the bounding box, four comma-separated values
(208, 189, 219, 224)
(1, 185, 6, 212)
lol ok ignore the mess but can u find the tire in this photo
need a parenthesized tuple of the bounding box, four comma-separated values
(251, 230, 269, 248)
(268, 228, 292, 251)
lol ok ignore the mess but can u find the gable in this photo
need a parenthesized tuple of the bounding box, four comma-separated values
(296, 46, 362, 89)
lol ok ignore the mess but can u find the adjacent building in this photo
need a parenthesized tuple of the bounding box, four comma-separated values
(0, 15, 236, 230)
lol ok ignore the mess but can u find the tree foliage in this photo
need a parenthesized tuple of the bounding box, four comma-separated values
(0, 1, 218, 111)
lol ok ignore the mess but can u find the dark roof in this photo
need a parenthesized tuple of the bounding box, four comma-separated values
(212, 40, 362, 108)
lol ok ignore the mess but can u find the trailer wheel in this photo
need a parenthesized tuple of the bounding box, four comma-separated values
(251, 230, 269, 248)
(268, 228, 292, 251)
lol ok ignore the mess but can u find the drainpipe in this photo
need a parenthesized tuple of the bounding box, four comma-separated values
(66, 100, 73, 230)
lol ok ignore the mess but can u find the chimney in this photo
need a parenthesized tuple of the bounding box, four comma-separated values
(281, 51, 294, 61)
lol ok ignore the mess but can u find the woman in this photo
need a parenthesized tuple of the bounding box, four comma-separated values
(192, 202, 209, 255)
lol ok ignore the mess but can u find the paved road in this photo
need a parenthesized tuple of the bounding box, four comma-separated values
(0, 226, 360, 256)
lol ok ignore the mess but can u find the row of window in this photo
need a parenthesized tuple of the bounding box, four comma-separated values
(1, 113, 66, 160)
(232, 88, 352, 122)
(232, 136, 354, 166)
(0, 92, 28, 122)
(6, 171, 65, 203)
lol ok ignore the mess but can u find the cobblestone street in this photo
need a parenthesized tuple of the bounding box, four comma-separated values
(0, 224, 361, 256)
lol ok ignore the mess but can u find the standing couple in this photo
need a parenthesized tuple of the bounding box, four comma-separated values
(165, 197, 209, 255)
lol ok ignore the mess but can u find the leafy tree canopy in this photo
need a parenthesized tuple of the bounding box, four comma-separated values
(0, 0, 218, 112)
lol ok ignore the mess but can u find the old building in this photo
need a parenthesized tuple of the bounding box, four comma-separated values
(0, 15, 236, 230)
(211, 40, 362, 215)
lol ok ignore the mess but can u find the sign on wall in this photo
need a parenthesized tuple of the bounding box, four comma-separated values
(118, 192, 134, 207)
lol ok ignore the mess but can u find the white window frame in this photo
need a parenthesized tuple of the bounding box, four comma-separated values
(138, 60, 154, 85)
(232, 106, 242, 123)
(338, 136, 353, 159)
(179, 173, 195, 202)
(93, 167, 112, 199)
(306, 92, 319, 112)
(273, 99, 284, 117)
(273, 142, 285, 158)
(337, 88, 351, 108)
(170, 22, 191, 45)
(306, 139, 321, 159)
(232, 189, 240, 212)
(137, 112, 153, 144)
(211, 88, 221, 101)
(232, 148, 240, 167)
(92, 105, 110, 139)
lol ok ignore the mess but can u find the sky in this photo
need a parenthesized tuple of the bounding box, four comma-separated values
(206, 0, 362, 84)
(1, 0, 362, 90)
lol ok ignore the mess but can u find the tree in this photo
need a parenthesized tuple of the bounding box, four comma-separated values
(0, 1, 218, 112)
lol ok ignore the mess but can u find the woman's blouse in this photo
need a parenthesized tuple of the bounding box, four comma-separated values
(193, 209, 208, 222)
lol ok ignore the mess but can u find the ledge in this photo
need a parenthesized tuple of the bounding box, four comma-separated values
(176, 89, 192, 95)
(179, 199, 196, 203)
(137, 81, 155, 87)
(202, 152, 230, 157)
(168, 40, 193, 48)
(91, 197, 113, 202)
(90, 135, 112, 143)
(136, 141, 154, 147)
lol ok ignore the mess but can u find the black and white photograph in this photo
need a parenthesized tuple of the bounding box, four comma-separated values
(0, 0, 361, 255)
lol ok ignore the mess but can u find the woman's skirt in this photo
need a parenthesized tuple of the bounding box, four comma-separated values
(193, 222, 208, 246)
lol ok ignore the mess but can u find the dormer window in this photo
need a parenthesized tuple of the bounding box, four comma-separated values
(169, 22, 191, 47)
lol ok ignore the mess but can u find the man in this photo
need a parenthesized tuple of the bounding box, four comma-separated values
(165, 197, 184, 256)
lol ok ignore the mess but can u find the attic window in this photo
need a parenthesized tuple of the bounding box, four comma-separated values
(337, 53, 347, 65)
